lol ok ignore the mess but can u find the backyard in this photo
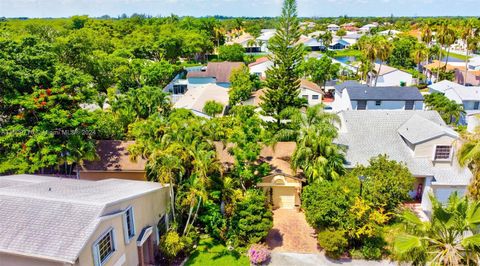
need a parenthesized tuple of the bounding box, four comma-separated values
(185, 238, 249, 266)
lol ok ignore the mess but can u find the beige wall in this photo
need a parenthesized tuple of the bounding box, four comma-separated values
(79, 171, 146, 181)
(414, 135, 456, 159)
(77, 187, 169, 266)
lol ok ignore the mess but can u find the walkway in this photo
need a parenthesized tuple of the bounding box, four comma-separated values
(269, 252, 396, 266)
(266, 209, 319, 253)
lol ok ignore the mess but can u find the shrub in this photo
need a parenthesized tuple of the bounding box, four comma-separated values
(317, 229, 348, 259)
(159, 230, 185, 260)
(230, 189, 273, 247)
(360, 237, 385, 260)
(248, 244, 270, 265)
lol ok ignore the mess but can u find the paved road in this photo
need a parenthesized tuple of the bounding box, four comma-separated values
(269, 252, 396, 266)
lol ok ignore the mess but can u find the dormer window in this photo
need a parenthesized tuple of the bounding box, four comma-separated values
(434, 145, 452, 161)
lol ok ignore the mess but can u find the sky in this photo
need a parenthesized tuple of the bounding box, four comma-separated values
(0, 0, 479, 18)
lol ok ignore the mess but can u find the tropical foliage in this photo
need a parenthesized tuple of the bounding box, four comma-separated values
(424, 93, 466, 125)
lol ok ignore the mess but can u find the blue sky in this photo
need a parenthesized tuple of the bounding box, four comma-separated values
(0, 0, 479, 18)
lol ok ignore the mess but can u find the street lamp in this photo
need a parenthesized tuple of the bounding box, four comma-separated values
(358, 175, 366, 196)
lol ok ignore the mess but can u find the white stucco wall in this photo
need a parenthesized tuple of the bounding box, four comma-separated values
(300, 88, 322, 106)
(376, 71, 413, 87)
(333, 89, 353, 111)
(364, 100, 423, 110)
(249, 61, 274, 79)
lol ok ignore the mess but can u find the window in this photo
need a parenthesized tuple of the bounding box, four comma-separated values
(312, 95, 319, 100)
(302, 95, 308, 100)
(93, 229, 116, 266)
(474, 101, 480, 110)
(357, 100, 367, 110)
(434, 145, 452, 160)
(405, 100, 415, 110)
(375, 100, 381, 106)
(123, 207, 135, 243)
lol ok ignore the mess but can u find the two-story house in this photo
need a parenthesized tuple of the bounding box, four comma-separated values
(429, 80, 480, 132)
(333, 83, 424, 111)
(336, 111, 472, 215)
(0, 175, 170, 266)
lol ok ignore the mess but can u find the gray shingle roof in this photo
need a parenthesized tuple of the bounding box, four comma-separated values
(346, 86, 424, 101)
(0, 175, 164, 264)
(336, 111, 471, 185)
(334, 80, 366, 91)
(397, 114, 458, 145)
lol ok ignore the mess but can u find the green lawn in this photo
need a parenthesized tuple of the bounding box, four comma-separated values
(442, 50, 470, 61)
(331, 49, 363, 57)
(185, 238, 249, 266)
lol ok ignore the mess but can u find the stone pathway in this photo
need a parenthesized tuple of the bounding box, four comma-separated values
(266, 209, 319, 253)
(269, 252, 396, 266)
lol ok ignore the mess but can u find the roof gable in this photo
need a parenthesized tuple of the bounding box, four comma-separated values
(397, 114, 458, 145)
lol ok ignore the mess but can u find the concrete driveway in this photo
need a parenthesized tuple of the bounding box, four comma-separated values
(269, 252, 396, 266)
(266, 209, 319, 253)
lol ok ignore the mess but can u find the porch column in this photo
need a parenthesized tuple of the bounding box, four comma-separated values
(137, 246, 145, 266)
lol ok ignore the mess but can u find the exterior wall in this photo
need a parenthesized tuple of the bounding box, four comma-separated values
(431, 184, 467, 204)
(249, 61, 274, 79)
(333, 90, 353, 111)
(77, 187, 170, 266)
(413, 135, 456, 160)
(363, 100, 423, 110)
(377, 71, 413, 87)
(0, 253, 64, 266)
(444, 89, 463, 104)
(467, 115, 480, 133)
(463, 100, 480, 111)
(299, 88, 322, 106)
(455, 69, 480, 86)
(421, 176, 434, 214)
(79, 171, 146, 181)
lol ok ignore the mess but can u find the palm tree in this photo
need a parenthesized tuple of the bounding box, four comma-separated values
(443, 101, 466, 125)
(275, 105, 345, 183)
(65, 136, 97, 178)
(358, 36, 378, 85)
(411, 43, 428, 82)
(436, 22, 457, 82)
(373, 36, 393, 87)
(317, 31, 333, 50)
(461, 20, 479, 85)
(421, 23, 433, 64)
(459, 126, 480, 200)
(394, 193, 480, 266)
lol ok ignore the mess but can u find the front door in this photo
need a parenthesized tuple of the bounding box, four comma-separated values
(272, 187, 296, 209)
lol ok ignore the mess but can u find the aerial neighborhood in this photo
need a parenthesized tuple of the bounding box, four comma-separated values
(1, 0, 480, 266)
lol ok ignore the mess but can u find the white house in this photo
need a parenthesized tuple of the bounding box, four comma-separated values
(378, 29, 402, 36)
(248, 57, 274, 79)
(173, 83, 229, 118)
(0, 175, 170, 266)
(370, 63, 413, 87)
(333, 82, 424, 111)
(300, 79, 324, 106)
(257, 29, 276, 53)
(359, 23, 378, 33)
(336, 111, 472, 215)
(327, 24, 340, 32)
(428, 80, 465, 94)
(444, 85, 480, 132)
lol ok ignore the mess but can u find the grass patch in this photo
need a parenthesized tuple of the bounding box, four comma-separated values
(331, 49, 363, 58)
(442, 50, 470, 61)
(185, 238, 249, 266)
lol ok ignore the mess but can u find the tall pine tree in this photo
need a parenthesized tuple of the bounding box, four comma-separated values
(260, 0, 306, 128)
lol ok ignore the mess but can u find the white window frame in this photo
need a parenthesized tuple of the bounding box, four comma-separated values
(92, 228, 116, 266)
(312, 94, 319, 100)
(122, 206, 136, 244)
(433, 145, 453, 161)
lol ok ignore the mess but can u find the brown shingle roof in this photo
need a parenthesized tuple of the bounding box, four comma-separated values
(215, 142, 298, 176)
(248, 56, 270, 67)
(81, 140, 146, 172)
(187, 62, 244, 83)
(300, 79, 323, 94)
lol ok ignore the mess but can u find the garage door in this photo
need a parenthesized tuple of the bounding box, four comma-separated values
(273, 187, 296, 209)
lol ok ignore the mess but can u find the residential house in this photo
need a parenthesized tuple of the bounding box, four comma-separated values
(215, 142, 303, 209)
(257, 29, 276, 53)
(327, 24, 340, 32)
(173, 83, 229, 118)
(370, 63, 413, 86)
(333, 84, 424, 111)
(359, 23, 378, 33)
(226, 33, 260, 53)
(428, 80, 480, 132)
(329, 39, 351, 50)
(244, 79, 323, 107)
(249, 57, 274, 79)
(0, 174, 170, 266)
(186, 62, 244, 88)
(378, 29, 402, 36)
(336, 111, 472, 215)
(79, 140, 147, 181)
(298, 36, 326, 52)
(424, 60, 480, 86)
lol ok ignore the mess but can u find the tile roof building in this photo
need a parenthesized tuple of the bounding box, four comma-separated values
(0, 175, 169, 266)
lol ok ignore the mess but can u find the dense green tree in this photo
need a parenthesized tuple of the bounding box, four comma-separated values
(388, 36, 418, 70)
(228, 65, 255, 106)
(424, 93, 466, 124)
(303, 56, 340, 88)
(260, 0, 307, 128)
(218, 44, 245, 62)
(203, 100, 224, 117)
(459, 128, 480, 200)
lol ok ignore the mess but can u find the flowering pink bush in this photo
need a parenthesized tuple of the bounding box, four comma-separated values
(248, 244, 270, 265)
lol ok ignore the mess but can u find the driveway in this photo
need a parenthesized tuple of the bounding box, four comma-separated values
(268, 252, 396, 266)
(266, 209, 319, 253)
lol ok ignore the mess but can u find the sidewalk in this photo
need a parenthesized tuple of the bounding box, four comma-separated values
(269, 252, 396, 266)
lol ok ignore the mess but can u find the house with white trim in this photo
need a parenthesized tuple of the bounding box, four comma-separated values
(333, 82, 424, 111)
(0, 175, 170, 266)
(336, 111, 472, 215)
(248, 57, 274, 79)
